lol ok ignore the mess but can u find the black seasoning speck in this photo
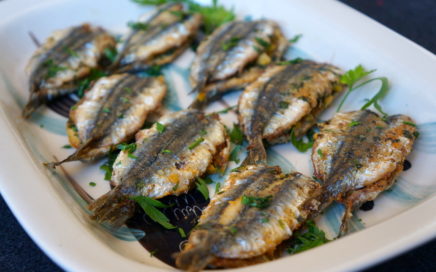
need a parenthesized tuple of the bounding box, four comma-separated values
(403, 160, 412, 171)
(360, 201, 374, 211)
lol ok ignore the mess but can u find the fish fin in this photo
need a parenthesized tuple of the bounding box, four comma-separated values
(175, 230, 218, 272)
(88, 187, 136, 227)
(44, 138, 101, 168)
(338, 201, 353, 237)
(242, 136, 267, 166)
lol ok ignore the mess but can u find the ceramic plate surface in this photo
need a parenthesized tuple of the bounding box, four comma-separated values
(0, 0, 435, 271)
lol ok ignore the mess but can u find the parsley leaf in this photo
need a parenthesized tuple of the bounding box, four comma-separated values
(131, 196, 176, 229)
(196, 177, 209, 200)
(156, 122, 166, 133)
(62, 144, 72, 149)
(117, 143, 137, 156)
(255, 37, 270, 49)
(188, 137, 204, 150)
(222, 37, 240, 51)
(103, 47, 118, 63)
(290, 129, 314, 152)
(99, 149, 119, 181)
(289, 34, 302, 43)
(127, 21, 149, 31)
(228, 123, 244, 145)
(42, 59, 67, 79)
(287, 220, 330, 254)
(241, 195, 272, 209)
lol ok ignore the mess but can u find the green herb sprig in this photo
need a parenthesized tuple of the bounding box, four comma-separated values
(287, 220, 330, 254)
(337, 65, 389, 116)
(196, 177, 209, 200)
(290, 128, 314, 152)
(131, 196, 176, 229)
(241, 195, 272, 209)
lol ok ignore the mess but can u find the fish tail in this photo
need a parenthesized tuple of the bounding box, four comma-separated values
(22, 92, 44, 118)
(242, 136, 267, 165)
(88, 187, 136, 227)
(44, 138, 99, 168)
(175, 230, 217, 272)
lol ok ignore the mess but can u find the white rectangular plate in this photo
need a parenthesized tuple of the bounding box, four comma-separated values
(0, 0, 435, 271)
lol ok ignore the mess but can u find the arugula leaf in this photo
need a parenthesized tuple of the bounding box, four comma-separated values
(228, 123, 244, 145)
(242, 195, 272, 209)
(287, 220, 329, 254)
(196, 177, 209, 200)
(289, 34, 302, 43)
(131, 196, 176, 229)
(290, 129, 314, 152)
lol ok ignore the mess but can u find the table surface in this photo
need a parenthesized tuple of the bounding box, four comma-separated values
(1, 0, 435, 271)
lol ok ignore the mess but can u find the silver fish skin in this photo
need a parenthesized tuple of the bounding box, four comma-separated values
(189, 19, 288, 107)
(312, 110, 417, 234)
(114, 3, 202, 72)
(24, 23, 116, 117)
(49, 73, 166, 166)
(175, 165, 321, 271)
(238, 60, 343, 164)
(89, 109, 230, 226)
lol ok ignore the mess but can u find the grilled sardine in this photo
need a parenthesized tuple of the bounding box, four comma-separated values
(24, 24, 116, 117)
(48, 73, 166, 166)
(113, 3, 202, 73)
(89, 109, 230, 226)
(238, 60, 344, 163)
(190, 20, 288, 107)
(175, 165, 321, 271)
(312, 110, 417, 234)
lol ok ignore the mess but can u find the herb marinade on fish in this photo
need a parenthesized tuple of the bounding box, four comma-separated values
(176, 165, 321, 271)
(89, 110, 230, 226)
(49, 73, 166, 166)
(24, 24, 116, 117)
(312, 110, 417, 234)
(113, 3, 202, 73)
(189, 19, 288, 108)
(238, 60, 344, 164)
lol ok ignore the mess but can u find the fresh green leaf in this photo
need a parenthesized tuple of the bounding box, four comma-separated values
(215, 182, 221, 194)
(102, 107, 111, 113)
(241, 195, 272, 209)
(162, 149, 172, 154)
(99, 149, 119, 181)
(359, 77, 389, 116)
(89, 181, 96, 187)
(317, 148, 324, 158)
(132, 0, 167, 5)
(117, 143, 137, 154)
(199, 129, 208, 136)
(289, 34, 302, 43)
(187, 0, 236, 34)
(255, 37, 270, 48)
(221, 37, 240, 51)
(76, 68, 107, 98)
(287, 220, 330, 254)
(279, 101, 289, 109)
(127, 21, 149, 31)
(178, 227, 187, 238)
(131, 196, 176, 229)
(196, 177, 209, 200)
(103, 47, 118, 63)
(229, 226, 238, 235)
(42, 59, 67, 79)
(188, 137, 205, 150)
(277, 57, 303, 66)
(156, 122, 166, 133)
(198, 177, 214, 184)
(62, 144, 72, 149)
(228, 123, 244, 145)
(403, 121, 417, 127)
(348, 120, 361, 127)
(290, 129, 314, 152)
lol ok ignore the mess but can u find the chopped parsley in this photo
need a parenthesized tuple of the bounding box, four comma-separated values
(127, 21, 149, 31)
(42, 59, 67, 79)
(196, 177, 209, 200)
(216, 105, 235, 114)
(120, 97, 130, 103)
(221, 37, 240, 51)
(188, 137, 205, 150)
(117, 143, 137, 156)
(289, 33, 302, 43)
(131, 196, 176, 229)
(199, 129, 208, 136)
(286, 220, 330, 255)
(255, 37, 270, 49)
(317, 149, 324, 158)
(229, 226, 238, 235)
(290, 129, 314, 152)
(228, 123, 244, 145)
(403, 121, 417, 127)
(62, 144, 72, 149)
(178, 227, 187, 238)
(88, 181, 96, 187)
(348, 120, 361, 127)
(76, 68, 107, 98)
(279, 101, 289, 109)
(241, 195, 272, 209)
(102, 107, 111, 113)
(162, 149, 172, 154)
(156, 122, 166, 133)
(103, 47, 118, 63)
(277, 57, 303, 65)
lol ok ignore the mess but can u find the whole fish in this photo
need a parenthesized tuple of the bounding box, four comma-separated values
(312, 110, 418, 234)
(89, 109, 230, 226)
(175, 165, 322, 271)
(238, 60, 343, 164)
(48, 73, 166, 166)
(189, 19, 288, 107)
(24, 24, 116, 117)
(113, 3, 202, 73)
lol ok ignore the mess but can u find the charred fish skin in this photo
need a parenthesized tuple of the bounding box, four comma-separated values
(50, 73, 166, 166)
(189, 19, 288, 106)
(238, 60, 344, 154)
(89, 109, 230, 226)
(175, 165, 322, 271)
(312, 110, 417, 233)
(23, 24, 116, 118)
(114, 3, 202, 73)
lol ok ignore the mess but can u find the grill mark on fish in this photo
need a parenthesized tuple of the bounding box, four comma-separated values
(120, 111, 210, 186)
(83, 76, 149, 141)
